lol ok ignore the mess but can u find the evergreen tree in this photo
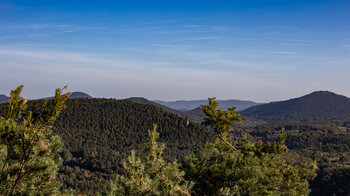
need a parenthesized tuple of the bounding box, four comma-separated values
(183, 97, 316, 195)
(0, 85, 71, 195)
(109, 124, 193, 196)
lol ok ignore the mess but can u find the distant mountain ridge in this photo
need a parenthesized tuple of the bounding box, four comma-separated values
(0, 94, 9, 103)
(127, 97, 263, 124)
(154, 99, 262, 111)
(0, 91, 91, 103)
(67, 92, 92, 99)
(126, 97, 184, 116)
(44, 91, 92, 100)
(0, 97, 211, 194)
(240, 91, 350, 123)
(4, 90, 350, 123)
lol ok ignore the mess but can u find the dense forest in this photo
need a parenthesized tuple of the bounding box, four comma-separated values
(1, 98, 212, 194)
(1, 97, 350, 195)
(240, 91, 350, 123)
(153, 99, 261, 111)
(243, 122, 350, 195)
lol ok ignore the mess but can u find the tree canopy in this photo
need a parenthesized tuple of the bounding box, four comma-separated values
(0, 85, 71, 195)
(182, 97, 316, 195)
(109, 124, 192, 196)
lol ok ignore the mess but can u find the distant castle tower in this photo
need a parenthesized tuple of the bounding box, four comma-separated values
(186, 117, 190, 127)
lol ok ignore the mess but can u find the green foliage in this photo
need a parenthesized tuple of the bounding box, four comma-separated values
(245, 122, 350, 195)
(183, 97, 316, 196)
(0, 85, 71, 195)
(201, 97, 242, 150)
(2, 97, 347, 195)
(109, 124, 193, 196)
(45, 98, 211, 194)
(202, 97, 242, 135)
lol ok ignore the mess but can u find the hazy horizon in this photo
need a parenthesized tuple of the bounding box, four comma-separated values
(1, 0, 349, 102)
(2, 88, 350, 104)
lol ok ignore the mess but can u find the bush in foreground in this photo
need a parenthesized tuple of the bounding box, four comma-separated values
(0, 85, 72, 195)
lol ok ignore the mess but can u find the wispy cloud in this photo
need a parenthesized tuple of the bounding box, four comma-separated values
(259, 26, 298, 30)
(176, 37, 222, 41)
(138, 19, 197, 25)
(1, 23, 75, 30)
(252, 50, 297, 55)
(0, 23, 105, 40)
(150, 44, 194, 48)
(0, 46, 349, 101)
(116, 18, 200, 27)
(339, 44, 350, 50)
(272, 43, 317, 46)
(0, 30, 80, 40)
(0, 47, 282, 101)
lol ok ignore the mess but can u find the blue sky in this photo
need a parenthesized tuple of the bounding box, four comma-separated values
(0, 0, 349, 102)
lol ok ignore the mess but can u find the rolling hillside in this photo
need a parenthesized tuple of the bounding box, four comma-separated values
(52, 98, 211, 194)
(1, 96, 349, 194)
(69, 91, 92, 99)
(127, 97, 208, 122)
(0, 94, 9, 103)
(128, 97, 266, 124)
(0, 97, 212, 194)
(154, 99, 261, 111)
(0, 91, 91, 104)
(47, 91, 92, 99)
(240, 91, 350, 123)
(126, 97, 184, 116)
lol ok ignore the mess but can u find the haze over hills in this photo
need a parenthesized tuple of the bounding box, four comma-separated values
(68, 92, 92, 99)
(0, 91, 92, 103)
(0, 98, 211, 194)
(0, 94, 9, 103)
(4, 90, 350, 124)
(240, 91, 350, 123)
(154, 99, 261, 111)
(126, 97, 183, 116)
(1, 92, 350, 194)
(126, 97, 206, 122)
(128, 91, 350, 124)
(46, 91, 92, 99)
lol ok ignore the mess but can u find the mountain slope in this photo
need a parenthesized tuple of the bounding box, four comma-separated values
(46, 91, 92, 99)
(126, 97, 183, 116)
(69, 91, 92, 99)
(154, 99, 261, 111)
(1, 96, 348, 194)
(128, 97, 263, 124)
(0, 95, 9, 103)
(240, 91, 350, 123)
(127, 97, 209, 122)
(0, 92, 91, 104)
(52, 98, 210, 194)
(0, 98, 212, 194)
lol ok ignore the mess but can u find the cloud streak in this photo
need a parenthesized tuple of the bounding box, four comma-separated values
(1, 46, 349, 102)
(175, 37, 222, 41)
(0, 23, 105, 40)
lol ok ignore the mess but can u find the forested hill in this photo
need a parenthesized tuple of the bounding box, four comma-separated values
(0, 94, 9, 103)
(52, 98, 212, 193)
(0, 91, 91, 103)
(126, 97, 184, 116)
(68, 91, 92, 99)
(0, 97, 211, 194)
(1, 97, 349, 194)
(154, 99, 261, 111)
(126, 97, 208, 123)
(127, 97, 265, 124)
(240, 91, 350, 123)
(47, 91, 92, 99)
